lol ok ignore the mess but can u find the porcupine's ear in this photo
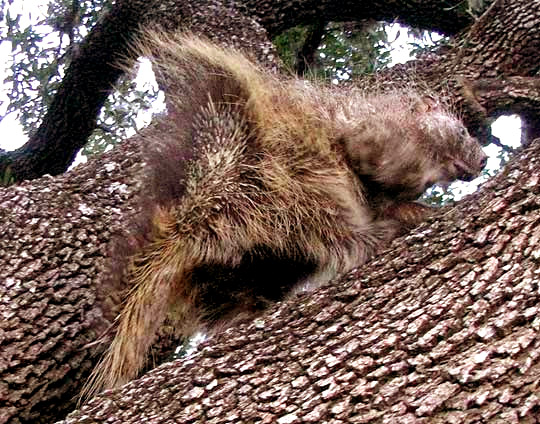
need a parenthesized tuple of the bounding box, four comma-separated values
(408, 93, 440, 114)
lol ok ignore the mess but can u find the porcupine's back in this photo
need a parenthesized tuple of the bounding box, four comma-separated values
(138, 32, 343, 211)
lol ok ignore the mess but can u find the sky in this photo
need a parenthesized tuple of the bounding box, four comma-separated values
(0, 0, 49, 151)
(0, 5, 522, 185)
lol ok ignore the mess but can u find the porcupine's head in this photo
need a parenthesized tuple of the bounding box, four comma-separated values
(415, 99, 488, 186)
(340, 91, 488, 200)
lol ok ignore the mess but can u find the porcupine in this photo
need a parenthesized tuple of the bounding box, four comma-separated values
(84, 31, 487, 397)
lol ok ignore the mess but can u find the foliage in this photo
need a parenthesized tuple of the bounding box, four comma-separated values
(2, 1, 105, 128)
(405, 26, 449, 60)
(1, 0, 158, 154)
(83, 68, 160, 156)
(274, 21, 392, 81)
(273, 25, 311, 72)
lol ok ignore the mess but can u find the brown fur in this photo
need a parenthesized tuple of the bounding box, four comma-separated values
(83, 32, 487, 399)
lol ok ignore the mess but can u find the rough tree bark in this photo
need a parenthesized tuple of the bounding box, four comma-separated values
(0, 0, 539, 423)
(61, 138, 540, 423)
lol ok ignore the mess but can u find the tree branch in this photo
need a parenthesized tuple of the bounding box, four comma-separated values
(471, 76, 540, 113)
(60, 138, 540, 423)
(0, 0, 479, 183)
(296, 19, 326, 76)
(242, 0, 477, 37)
(0, 0, 153, 182)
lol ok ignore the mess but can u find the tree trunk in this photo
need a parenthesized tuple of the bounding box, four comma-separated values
(0, 0, 539, 423)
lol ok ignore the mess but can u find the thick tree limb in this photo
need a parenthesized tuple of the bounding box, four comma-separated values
(0, 138, 143, 424)
(59, 137, 540, 423)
